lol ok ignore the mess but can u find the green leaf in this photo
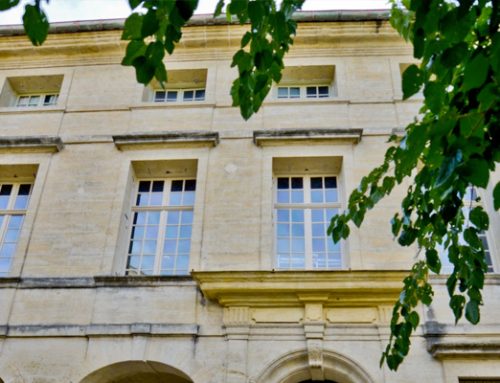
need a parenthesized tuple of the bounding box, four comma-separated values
(426, 248, 440, 274)
(241, 31, 251, 48)
(228, 0, 247, 16)
(459, 113, 484, 137)
(214, 0, 225, 17)
(145, 40, 165, 66)
(122, 13, 144, 40)
(463, 52, 489, 92)
(22, 4, 49, 46)
(128, 0, 143, 10)
(175, 0, 198, 22)
(402, 64, 423, 99)
(0, 0, 20, 11)
(494, 182, 500, 210)
(407, 311, 419, 329)
(441, 42, 468, 68)
(121, 40, 147, 66)
(423, 82, 444, 114)
(132, 56, 155, 84)
(469, 207, 489, 231)
(465, 300, 480, 324)
(461, 158, 489, 188)
(141, 9, 159, 38)
(450, 295, 466, 322)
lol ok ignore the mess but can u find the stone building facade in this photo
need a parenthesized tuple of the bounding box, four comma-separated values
(0, 10, 499, 383)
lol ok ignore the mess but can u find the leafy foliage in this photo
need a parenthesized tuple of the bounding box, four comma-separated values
(328, 0, 500, 370)
(3, 0, 499, 373)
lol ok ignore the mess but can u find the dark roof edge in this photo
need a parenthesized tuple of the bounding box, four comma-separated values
(0, 10, 390, 36)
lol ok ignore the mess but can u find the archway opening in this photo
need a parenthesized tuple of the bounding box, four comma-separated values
(80, 360, 193, 383)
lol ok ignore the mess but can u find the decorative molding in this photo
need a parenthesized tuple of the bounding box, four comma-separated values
(0, 136, 63, 153)
(192, 270, 407, 307)
(253, 128, 363, 146)
(112, 131, 219, 150)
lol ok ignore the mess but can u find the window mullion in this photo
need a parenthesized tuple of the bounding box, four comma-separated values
(303, 176, 313, 269)
(153, 180, 169, 274)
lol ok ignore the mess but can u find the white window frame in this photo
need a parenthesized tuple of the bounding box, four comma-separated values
(125, 178, 196, 276)
(273, 174, 342, 270)
(440, 187, 494, 273)
(16, 93, 58, 107)
(153, 88, 205, 103)
(276, 85, 331, 100)
(0, 182, 32, 277)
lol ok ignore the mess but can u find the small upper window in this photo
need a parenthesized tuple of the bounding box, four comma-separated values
(17, 94, 58, 107)
(153, 88, 205, 103)
(274, 65, 336, 100)
(0, 75, 63, 108)
(277, 85, 330, 99)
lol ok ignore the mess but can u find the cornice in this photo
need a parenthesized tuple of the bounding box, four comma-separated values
(0, 20, 408, 69)
(0, 136, 63, 153)
(192, 270, 407, 307)
(253, 128, 363, 146)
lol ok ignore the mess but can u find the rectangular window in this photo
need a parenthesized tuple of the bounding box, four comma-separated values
(0, 182, 32, 276)
(275, 175, 341, 269)
(153, 88, 205, 103)
(126, 178, 196, 276)
(277, 85, 330, 100)
(16, 93, 58, 107)
(440, 187, 494, 273)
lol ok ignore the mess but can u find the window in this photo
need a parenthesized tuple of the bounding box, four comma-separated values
(0, 182, 32, 276)
(277, 85, 330, 99)
(126, 178, 196, 276)
(275, 175, 341, 269)
(153, 88, 205, 103)
(440, 187, 494, 273)
(0, 75, 63, 107)
(16, 93, 58, 107)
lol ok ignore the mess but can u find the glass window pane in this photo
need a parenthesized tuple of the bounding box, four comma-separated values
(14, 194, 29, 209)
(176, 255, 189, 270)
(167, 91, 178, 102)
(131, 226, 144, 240)
(133, 212, 146, 225)
(277, 224, 289, 236)
(179, 225, 192, 238)
(291, 223, 304, 236)
(28, 96, 40, 106)
(277, 239, 289, 253)
(185, 179, 196, 191)
(165, 226, 178, 238)
(178, 240, 190, 253)
(145, 226, 159, 239)
(0, 184, 13, 196)
(277, 87, 288, 98)
(311, 190, 323, 203)
(8, 215, 23, 229)
(161, 255, 175, 270)
(17, 96, 29, 106)
(306, 86, 317, 97)
(181, 211, 193, 224)
(311, 209, 324, 222)
(311, 177, 322, 189)
(290, 87, 300, 98)
(183, 90, 194, 101)
(291, 177, 303, 189)
(163, 240, 177, 254)
(139, 181, 150, 192)
(277, 209, 289, 222)
(313, 239, 325, 252)
(154, 91, 166, 102)
(152, 181, 164, 192)
(291, 209, 304, 222)
(18, 184, 31, 195)
(0, 257, 11, 273)
(169, 192, 182, 206)
(325, 189, 337, 203)
(195, 89, 205, 101)
(171, 180, 183, 192)
(291, 238, 305, 252)
(0, 243, 16, 257)
(325, 177, 337, 188)
(147, 212, 160, 224)
(318, 86, 329, 97)
(277, 178, 289, 189)
(167, 211, 180, 224)
(142, 240, 157, 254)
(290, 254, 305, 268)
(277, 190, 289, 203)
(291, 190, 304, 203)
(183, 191, 195, 206)
(141, 255, 155, 270)
(127, 255, 140, 270)
(4, 229, 20, 242)
(149, 192, 163, 206)
(312, 223, 324, 237)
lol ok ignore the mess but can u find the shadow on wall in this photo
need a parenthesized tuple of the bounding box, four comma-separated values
(79, 360, 193, 383)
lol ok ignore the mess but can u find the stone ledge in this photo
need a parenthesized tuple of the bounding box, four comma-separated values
(253, 129, 363, 146)
(113, 131, 219, 150)
(0, 136, 64, 152)
(0, 275, 195, 289)
(0, 323, 198, 338)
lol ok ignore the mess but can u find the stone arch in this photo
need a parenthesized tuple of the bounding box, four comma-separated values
(253, 349, 375, 383)
(79, 360, 194, 383)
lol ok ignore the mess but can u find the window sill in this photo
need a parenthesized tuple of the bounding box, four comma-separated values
(131, 101, 216, 110)
(113, 131, 219, 150)
(0, 136, 64, 153)
(253, 128, 363, 146)
(264, 97, 348, 106)
(0, 105, 66, 114)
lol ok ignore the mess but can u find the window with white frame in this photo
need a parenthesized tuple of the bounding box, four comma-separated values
(126, 178, 196, 276)
(440, 187, 494, 273)
(16, 93, 58, 107)
(153, 88, 205, 103)
(277, 85, 330, 100)
(275, 175, 341, 269)
(0, 182, 32, 276)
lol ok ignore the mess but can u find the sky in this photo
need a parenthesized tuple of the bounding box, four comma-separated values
(0, 0, 390, 25)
